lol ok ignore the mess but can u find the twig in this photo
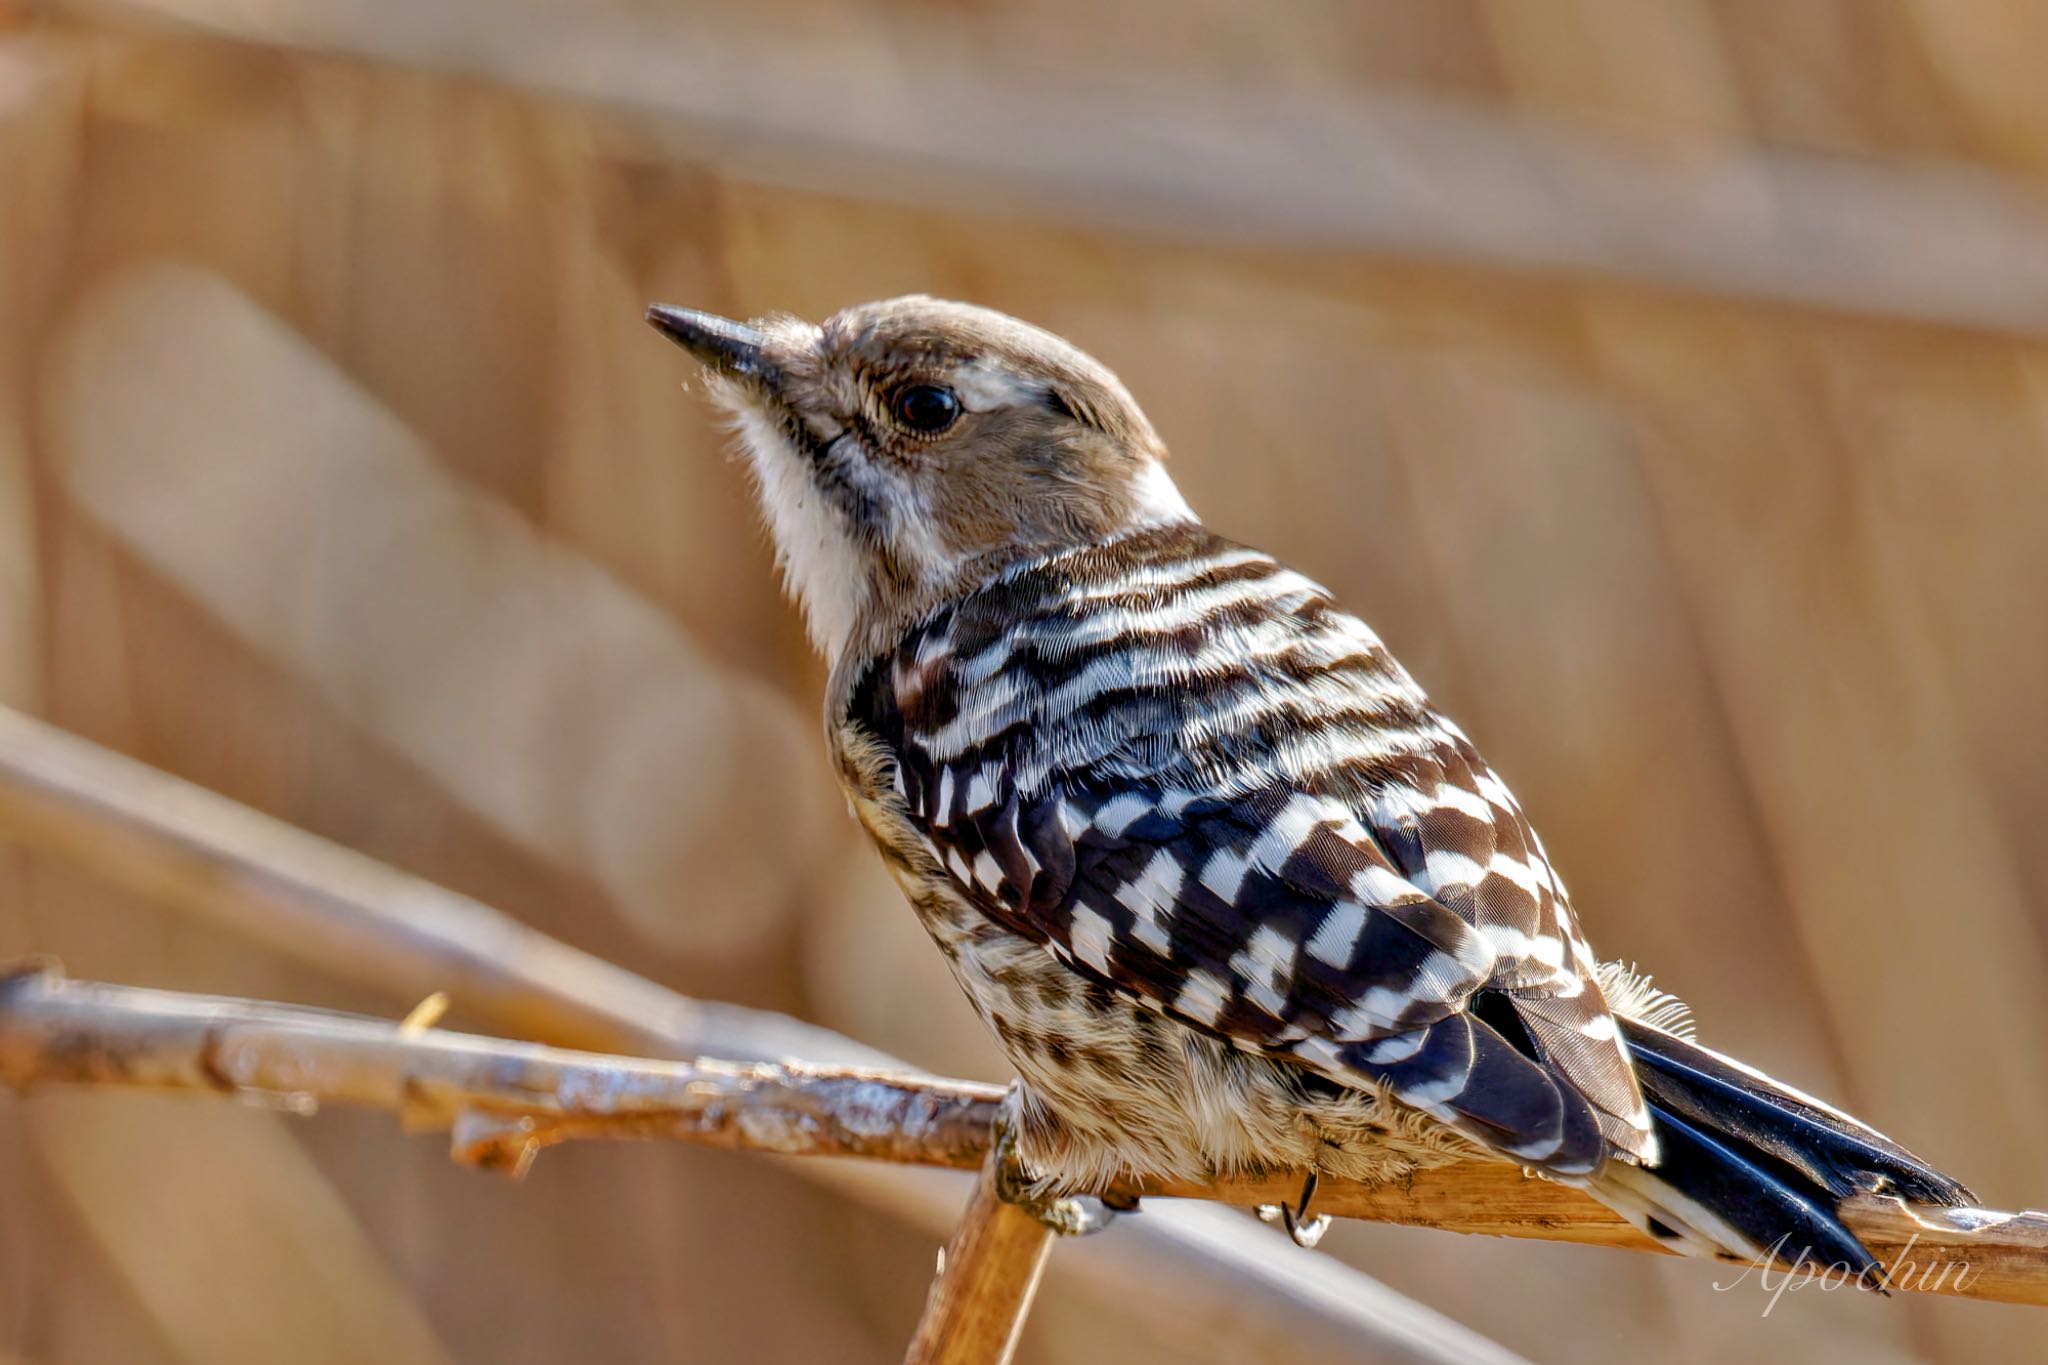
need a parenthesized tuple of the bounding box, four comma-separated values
(0, 704, 1516, 1365)
(904, 1153, 1053, 1365)
(4, 966, 2043, 1308)
(0, 704, 857, 1065)
(0, 966, 1002, 1169)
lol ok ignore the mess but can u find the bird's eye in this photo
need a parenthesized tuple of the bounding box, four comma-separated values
(892, 384, 961, 435)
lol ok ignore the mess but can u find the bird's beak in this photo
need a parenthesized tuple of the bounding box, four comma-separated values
(645, 304, 767, 378)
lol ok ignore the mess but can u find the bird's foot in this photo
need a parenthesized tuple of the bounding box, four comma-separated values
(1256, 1169, 1331, 1249)
(990, 1089, 1120, 1237)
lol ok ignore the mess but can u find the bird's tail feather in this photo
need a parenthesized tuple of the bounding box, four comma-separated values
(1589, 1018, 1973, 1279)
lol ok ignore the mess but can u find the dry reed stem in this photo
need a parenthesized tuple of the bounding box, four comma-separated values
(66, 0, 2048, 337)
(2, 965, 2042, 1308)
(903, 1153, 1054, 1365)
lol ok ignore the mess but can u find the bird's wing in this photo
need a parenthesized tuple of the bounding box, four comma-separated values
(1359, 733, 1654, 1156)
(852, 532, 1650, 1171)
(891, 750, 1621, 1172)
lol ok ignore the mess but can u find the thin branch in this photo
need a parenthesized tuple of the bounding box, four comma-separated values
(0, 705, 857, 1065)
(904, 1153, 1053, 1365)
(4, 966, 2043, 1308)
(0, 966, 1002, 1170)
(0, 705, 1516, 1365)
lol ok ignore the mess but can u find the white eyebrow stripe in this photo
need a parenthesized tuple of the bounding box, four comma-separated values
(951, 359, 1046, 412)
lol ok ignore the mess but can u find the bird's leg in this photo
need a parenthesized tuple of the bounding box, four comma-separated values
(1256, 1168, 1332, 1249)
(990, 1086, 1119, 1237)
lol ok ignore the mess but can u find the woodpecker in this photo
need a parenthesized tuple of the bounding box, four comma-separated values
(647, 295, 1970, 1270)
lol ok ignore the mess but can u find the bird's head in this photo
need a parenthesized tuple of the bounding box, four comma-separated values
(648, 295, 1192, 660)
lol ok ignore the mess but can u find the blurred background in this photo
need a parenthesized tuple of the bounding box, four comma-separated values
(3, 0, 2048, 1361)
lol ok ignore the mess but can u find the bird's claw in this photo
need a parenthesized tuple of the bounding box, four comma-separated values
(1256, 1170, 1331, 1249)
(991, 1092, 1120, 1237)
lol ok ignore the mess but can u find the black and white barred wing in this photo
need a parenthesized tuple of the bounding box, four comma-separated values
(901, 757, 1611, 1172)
(1365, 732, 1654, 1158)
(856, 528, 1651, 1174)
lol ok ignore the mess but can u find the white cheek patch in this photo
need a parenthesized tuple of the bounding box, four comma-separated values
(726, 395, 968, 657)
(884, 489, 967, 590)
(727, 404, 871, 659)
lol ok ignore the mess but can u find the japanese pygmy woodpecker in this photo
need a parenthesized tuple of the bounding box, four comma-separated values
(648, 295, 1969, 1270)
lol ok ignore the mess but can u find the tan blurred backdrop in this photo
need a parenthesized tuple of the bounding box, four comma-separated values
(4, 1, 2048, 1361)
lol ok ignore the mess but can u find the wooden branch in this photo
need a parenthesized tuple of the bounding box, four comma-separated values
(904, 1153, 1053, 1365)
(0, 704, 867, 1067)
(4, 965, 2044, 1308)
(0, 705, 1515, 1365)
(0, 966, 1003, 1170)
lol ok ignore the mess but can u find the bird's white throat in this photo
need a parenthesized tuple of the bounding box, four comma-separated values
(728, 404, 872, 660)
(727, 392, 1195, 661)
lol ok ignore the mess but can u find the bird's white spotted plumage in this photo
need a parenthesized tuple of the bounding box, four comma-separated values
(652, 291, 1974, 1272)
(853, 523, 1651, 1177)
